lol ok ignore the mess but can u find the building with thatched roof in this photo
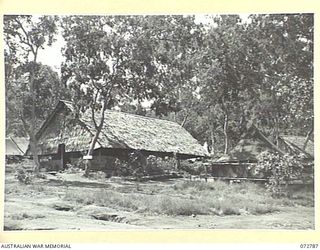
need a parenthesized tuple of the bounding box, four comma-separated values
(210, 125, 314, 179)
(216, 125, 284, 163)
(209, 125, 283, 178)
(278, 135, 314, 159)
(31, 100, 207, 171)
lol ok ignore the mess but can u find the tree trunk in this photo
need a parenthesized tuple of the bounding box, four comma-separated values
(84, 128, 101, 176)
(29, 62, 40, 172)
(223, 112, 229, 154)
(84, 100, 107, 177)
(210, 122, 215, 155)
(274, 114, 280, 147)
(5, 83, 10, 136)
(303, 127, 313, 150)
(173, 152, 180, 170)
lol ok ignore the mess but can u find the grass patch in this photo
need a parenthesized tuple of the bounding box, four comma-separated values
(65, 190, 208, 216)
(4, 219, 23, 231)
(150, 195, 208, 215)
(64, 190, 140, 211)
(63, 180, 291, 216)
(173, 180, 218, 191)
(6, 212, 45, 220)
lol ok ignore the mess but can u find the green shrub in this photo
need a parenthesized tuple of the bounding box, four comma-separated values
(256, 152, 304, 197)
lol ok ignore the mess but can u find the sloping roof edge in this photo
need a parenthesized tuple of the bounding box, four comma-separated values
(35, 100, 74, 140)
(6, 137, 29, 156)
(215, 125, 285, 163)
(278, 136, 313, 159)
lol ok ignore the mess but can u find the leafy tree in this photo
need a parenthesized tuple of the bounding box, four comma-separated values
(6, 63, 65, 136)
(246, 14, 313, 142)
(195, 15, 258, 154)
(191, 14, 313, 155)
(4, 15, 59, 171)
(60, 16, 177, 176)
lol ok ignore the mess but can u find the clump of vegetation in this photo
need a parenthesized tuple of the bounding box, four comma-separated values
(113, 151, 145, 178)
(256, 152, 304, 197)
(4, 219, 23, 231)
(71, 158, 86, 170)
(64, 163, 83, 173)
(173, 179, 220, 191)
(145, 155, 176, 174)
(14, 166, 48, 185)
(8, 212, 45, 220)
(15, 168, 32, 184)
(179, 160, 207, 175)
(113, 151, 176, 178)
(152, 196, 208, 216)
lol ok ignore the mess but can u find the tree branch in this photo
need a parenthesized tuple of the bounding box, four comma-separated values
(180, 113, 189, 127)
(14, 18, 36, 56)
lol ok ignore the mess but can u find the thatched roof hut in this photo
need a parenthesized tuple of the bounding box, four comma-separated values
(216, 125, 313, 164)
(33, 100, 207, 159)
(216, 125, 284, 163)
(6, 137, 29, 156)
(278, 135, 314, 159)
(210, 126, 314, 179)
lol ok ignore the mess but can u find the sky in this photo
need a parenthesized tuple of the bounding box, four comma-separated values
(37, 31, 65, 72)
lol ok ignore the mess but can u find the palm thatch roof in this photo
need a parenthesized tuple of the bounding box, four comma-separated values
(279, 135, 313, 159)
(6, 137, 29, 156)
(216, 125, 284, 163)
(35, 100, 207, 158)
(216, 125, 314, 163)
(216, 139, 277, 163)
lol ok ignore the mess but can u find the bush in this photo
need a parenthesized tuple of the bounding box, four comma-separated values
(256, 152, 304, 197)
(72, 158, 86, 170)
(179, 160, 206, 175)
(15, 168, 32, 184)
(145, 155, 172, 175)
(113, 151, 176, 178)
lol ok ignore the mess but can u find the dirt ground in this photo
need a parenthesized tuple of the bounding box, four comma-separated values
(4, 171, 315, 230)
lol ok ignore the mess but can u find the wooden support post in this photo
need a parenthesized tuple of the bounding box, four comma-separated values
(173, 152, 180, 171)
(58, 144, 66, 170)
(99, 148, 102, 168)
(205, 165, 208, 182)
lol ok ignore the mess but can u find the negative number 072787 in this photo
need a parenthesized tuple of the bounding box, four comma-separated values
(300, 244, 319, 248)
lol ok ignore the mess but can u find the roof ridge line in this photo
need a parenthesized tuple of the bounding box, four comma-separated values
(104, 109, 180, 125)
(59, 99, 181, 126)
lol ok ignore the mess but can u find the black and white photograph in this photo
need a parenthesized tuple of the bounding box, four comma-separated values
(3, 14, 314, 231)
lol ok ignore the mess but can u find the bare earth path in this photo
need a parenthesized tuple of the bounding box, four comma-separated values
(4, 173, 314, 231)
